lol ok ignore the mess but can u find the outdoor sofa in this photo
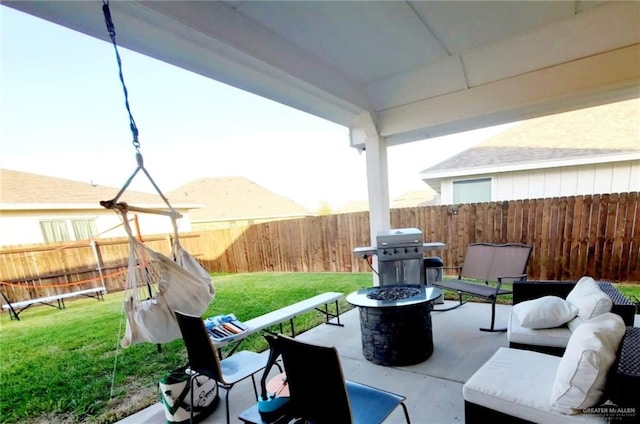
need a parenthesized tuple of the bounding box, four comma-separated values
(507, 278, 636, 356)
(464, 320, 639, 423)
(463, 277, 639, 423)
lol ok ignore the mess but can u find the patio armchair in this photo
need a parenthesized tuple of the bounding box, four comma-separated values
(256, 334, 411, 424)
(174, 311, 269, 424)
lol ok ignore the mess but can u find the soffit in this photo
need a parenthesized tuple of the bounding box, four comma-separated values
(3, 1, 639, 148)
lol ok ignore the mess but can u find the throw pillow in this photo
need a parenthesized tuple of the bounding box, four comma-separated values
(566, 276, 612, 320)
(512, 296, 579, 329)
(549, 312, 626, 414)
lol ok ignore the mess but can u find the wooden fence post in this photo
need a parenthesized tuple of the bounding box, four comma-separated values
(90, 240, 105, 289)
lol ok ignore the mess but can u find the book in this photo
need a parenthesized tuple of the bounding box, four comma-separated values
(204, 313, 248, 341)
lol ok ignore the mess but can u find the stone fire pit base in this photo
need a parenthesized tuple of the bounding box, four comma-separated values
(359, 302, 433, 366)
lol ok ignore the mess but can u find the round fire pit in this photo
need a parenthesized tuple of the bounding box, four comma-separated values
(366, 286, 421, 301)
(346, 284, 442, 366)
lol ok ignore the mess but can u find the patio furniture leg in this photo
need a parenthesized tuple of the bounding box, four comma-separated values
(0, 290, 19, 321)
(432, 291, 467, 312)
(400, 401, 412, 423)
(479, 298, 506, 332)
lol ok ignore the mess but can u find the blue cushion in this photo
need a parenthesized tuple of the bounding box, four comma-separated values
(346, 380, 405, 424)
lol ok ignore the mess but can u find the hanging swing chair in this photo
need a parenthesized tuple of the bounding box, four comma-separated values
(99, 1, 214, 348)
(114, 203, 214, 347)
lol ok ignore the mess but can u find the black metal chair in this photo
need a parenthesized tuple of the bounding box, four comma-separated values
(274, 334, 411, 424)
(174, 311, 268, 424)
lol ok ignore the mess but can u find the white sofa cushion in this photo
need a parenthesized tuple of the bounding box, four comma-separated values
(512, 296, 579, 329)
(566, 277, 612, 320)
(567, 316, 585, 333)
(463, 348, 605, 423)
(549, 313, 626, 414)
(508, 311, 572, 348)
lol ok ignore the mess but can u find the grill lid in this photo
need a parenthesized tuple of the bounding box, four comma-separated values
(376, 228, 423, 247)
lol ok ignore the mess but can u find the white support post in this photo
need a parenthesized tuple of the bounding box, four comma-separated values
(351, 113, 391, 286)
(365, 134, 390, 287)
(365, 134, 390, 239)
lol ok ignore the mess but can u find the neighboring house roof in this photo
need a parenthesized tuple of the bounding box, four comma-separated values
(421, 98, 640, 184)
(391, 190, 438, 208)
(337, 190, 437, 213)
(337, 200, 370, 214)
(0, 168, 197, 211)
(167, 177, 311, 222)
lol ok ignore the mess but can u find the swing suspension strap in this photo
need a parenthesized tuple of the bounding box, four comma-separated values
(99, 0, 181, 222)
(102, 0, 138, 150)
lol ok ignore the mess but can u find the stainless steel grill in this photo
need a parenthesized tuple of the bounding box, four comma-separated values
(377, 228, 424, 261)
(377, 228, 424, 286)
(353, 228, 426, 286)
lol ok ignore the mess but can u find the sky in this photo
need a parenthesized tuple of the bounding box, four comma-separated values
(0, 6, 512, 211)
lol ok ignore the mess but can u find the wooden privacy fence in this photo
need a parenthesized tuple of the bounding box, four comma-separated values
(201, 192, 639, 282)
(0, 234, 204, 303)
(1, 193, 638, 303)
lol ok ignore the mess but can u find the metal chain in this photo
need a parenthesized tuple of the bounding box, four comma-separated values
(102, 0, 140, 151)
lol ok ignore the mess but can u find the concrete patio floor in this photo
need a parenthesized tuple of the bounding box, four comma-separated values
(117, 299, 517, 424)
(117, 300, 640, 424)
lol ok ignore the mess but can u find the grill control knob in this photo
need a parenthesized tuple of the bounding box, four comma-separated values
(404, 248, 408, 253)
(382, 250, 388, 255)
(393, 249, 397, 254)
(413, 247, 419, 253)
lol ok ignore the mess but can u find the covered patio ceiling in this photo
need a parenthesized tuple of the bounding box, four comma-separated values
(4, 0, 640, 239)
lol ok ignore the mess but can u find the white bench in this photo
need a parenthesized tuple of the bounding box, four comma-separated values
(212, 292, 344, 351)
(1, 287, 107, 320)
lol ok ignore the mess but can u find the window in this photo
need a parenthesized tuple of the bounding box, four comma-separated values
(71, 220, 98, 240)
(40, 220, 70, 243)
(40, 219, 97, 243)
(453, 178, 491, 204)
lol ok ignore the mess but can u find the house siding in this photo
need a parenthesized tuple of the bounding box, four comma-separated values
(0, 209, 193, 246)
(0, 169, 198, 246)
(438, 160, 639, 204)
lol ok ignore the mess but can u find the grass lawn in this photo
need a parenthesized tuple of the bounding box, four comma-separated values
(0, 272, 370, 424)
(1, 272, 637, 423)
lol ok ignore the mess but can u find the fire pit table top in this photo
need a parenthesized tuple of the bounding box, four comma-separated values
(346, 284, 442, 308)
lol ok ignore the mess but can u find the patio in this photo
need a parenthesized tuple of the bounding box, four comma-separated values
(117, 300, 533, 423)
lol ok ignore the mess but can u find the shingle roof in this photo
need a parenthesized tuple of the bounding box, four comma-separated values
(391, 190, 437, 208)
(422, 98, 640, 174)
(337, 190, 437, 213)
(337, 200, 370, 214)
(167, 177, 311, 221)
(0, 168, 169, 206)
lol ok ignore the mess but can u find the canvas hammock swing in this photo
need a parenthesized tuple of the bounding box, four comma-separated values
(99, 0, 214, 348)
